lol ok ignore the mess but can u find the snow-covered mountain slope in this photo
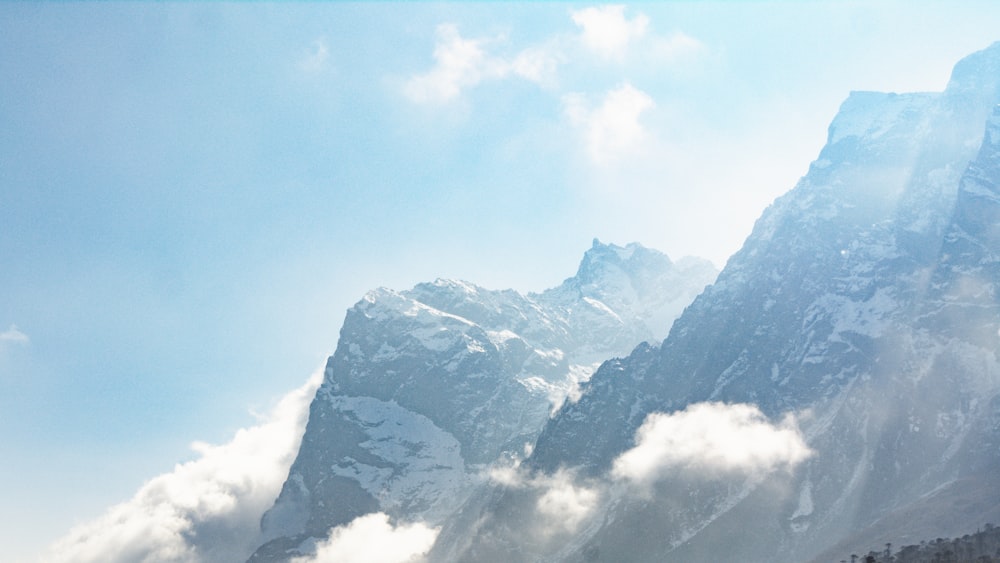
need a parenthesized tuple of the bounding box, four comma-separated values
(247, 241, 716, 562)
(438, 42, 1000, 563)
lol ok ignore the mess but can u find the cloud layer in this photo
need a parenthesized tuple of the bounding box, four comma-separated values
(45, 370, 322, 563)
(292, 512, 438, 563)
(612, 402, 813, 487)
(470, 402, 811, 559)
(487, 402, 810, 538)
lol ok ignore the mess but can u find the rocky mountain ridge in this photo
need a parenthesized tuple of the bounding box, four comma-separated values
(248, 241, 717, 561)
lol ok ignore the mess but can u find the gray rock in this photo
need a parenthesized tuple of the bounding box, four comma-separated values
(248, 241, 716, 561)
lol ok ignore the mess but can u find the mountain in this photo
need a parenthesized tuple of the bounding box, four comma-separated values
(435, 42, 1000, 562)
(247, 241, 717, 561)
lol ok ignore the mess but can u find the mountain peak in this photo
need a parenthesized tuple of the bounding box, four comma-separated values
(250, 241, 718, 561)
(945, 40, 1000, 100)
(588, 238, 642, 258)
(576, 240, 669, 282)
(825, 90, 936, 146)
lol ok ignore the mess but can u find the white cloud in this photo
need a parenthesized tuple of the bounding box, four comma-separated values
(563, 83, 655, 165)
(404, 24, 491, 103)
(571, 5, 648, 61)
(45, 369, 323, 563)
(0, 324, 29, 345)
(488, 463, 599, 536)
(533, 469, 600, 534)
(292, 512, 438, 563)
(403, 24, 560, 104)
(509, 43, 562, 87)
(298, 39, 330, 73)
(612, 402, 812, 488)
(402, 12, 702, 106)
(479, 403, 809, 551)
(650, 31, 705, 62)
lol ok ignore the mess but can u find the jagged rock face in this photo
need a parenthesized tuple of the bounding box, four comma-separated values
(248, 242, 717, 561)
(444, 43, 1000, 563)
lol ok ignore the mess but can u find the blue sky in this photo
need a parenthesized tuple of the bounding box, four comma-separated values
(2, 2, 999, 560)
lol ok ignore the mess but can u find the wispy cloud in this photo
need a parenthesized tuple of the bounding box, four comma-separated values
(291, 512, 438, 563)
(483, 402, 809, 540)
(298, 39, 330, 73)
(44, 370, 323, 563)
(403, 8, 703, 108)
(0, 324, 29, 346)
(508, 43, 562, 87)
(533, 469, 600, 535)
(649, 31, 704, 63)
(563, 83, 656, 165)
(476, 402, 810, 555)
(612, 402, 813, 489)
(571, 5, 649, 61)
(489, 463, 600, 537)
(404, 24, 496, 104)
(403, 24, 560, 104)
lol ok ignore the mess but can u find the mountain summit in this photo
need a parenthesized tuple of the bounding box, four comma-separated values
(248, 242, 716, 561)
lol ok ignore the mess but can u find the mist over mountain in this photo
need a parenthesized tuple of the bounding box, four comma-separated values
(51, 41, 1000, 563)
(431, 41, 1000, 563)
(12, 2, 1000, 561)
(247, 42, 1000, 563)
